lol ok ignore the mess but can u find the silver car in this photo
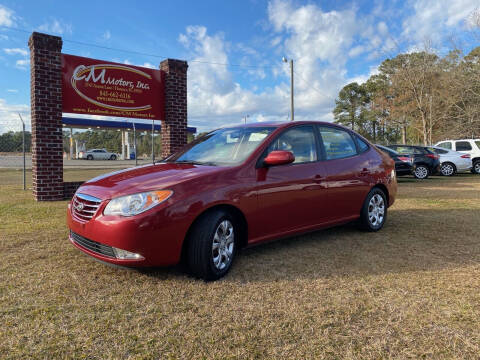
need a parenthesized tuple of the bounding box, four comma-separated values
(427, 146, 472, 176)
(84, 149, 118, 160)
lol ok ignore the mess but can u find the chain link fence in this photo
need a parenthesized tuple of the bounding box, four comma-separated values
(0, 115, 29, 188)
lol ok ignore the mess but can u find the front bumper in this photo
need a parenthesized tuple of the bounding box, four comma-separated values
(67, 199, 190, 267)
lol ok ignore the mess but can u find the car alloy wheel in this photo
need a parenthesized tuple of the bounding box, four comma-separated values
(414, 165, 428, 179)
(474, 161, 480, 175)
(186, 209, 238, 281)
(440, 163, 455, 176)
(368, 194, 385, 227)
(360, 188, 387, 231)
(212, 220, 234, 270)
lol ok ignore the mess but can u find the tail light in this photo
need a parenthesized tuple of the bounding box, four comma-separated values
(426, 154, 439, 160)
(398, 156, 410, 162)
(461, 154, 471, 159)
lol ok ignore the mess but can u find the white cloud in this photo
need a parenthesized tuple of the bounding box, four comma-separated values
(142, 62, 156, 69)
(3, 48, 28, 56)
(0, 99, 30, 133)
(402, 0, 479, 44)
(102, 30, 111, 40)
(15, 59, 29, 70)
(180, 25, 290, 131)
(7, 89, 18, 93)
(38, 19, 72, 35)
(0, 5, 15, 27)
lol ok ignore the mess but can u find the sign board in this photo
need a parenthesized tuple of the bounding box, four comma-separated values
(62, 54, 164, 120)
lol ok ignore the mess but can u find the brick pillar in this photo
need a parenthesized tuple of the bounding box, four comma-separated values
(160, 59, 188, 158)
(29, 32, 63, 201)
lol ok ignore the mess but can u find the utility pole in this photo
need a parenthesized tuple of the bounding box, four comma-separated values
(18, 113, 26, 190)
(133, 121, 137, 166)
(243, 115, 250, 124)
(283, 57, 294, 121)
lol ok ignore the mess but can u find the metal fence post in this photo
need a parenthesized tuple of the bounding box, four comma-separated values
(18, 113, 26, 190)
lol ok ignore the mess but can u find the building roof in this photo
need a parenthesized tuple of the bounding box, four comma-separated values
(62, 117, 196, 133)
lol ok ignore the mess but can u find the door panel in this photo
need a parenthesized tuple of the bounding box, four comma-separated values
(254, 162, 328, 239)
(252, 125, 329, 242)
(318, 126, 372, 220)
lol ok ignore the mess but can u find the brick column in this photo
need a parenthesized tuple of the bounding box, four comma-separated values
(160, 59, 188, 158)
(29, 32, 64, 201)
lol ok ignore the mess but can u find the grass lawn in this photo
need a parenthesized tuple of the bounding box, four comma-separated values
(1, 169, 480, 359)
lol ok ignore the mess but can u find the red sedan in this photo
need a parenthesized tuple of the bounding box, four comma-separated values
(67, 121, 397, 280)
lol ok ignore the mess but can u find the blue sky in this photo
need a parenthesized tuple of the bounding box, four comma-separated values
(0, 0, 478, 133)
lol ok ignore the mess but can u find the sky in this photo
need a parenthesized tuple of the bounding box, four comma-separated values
(0, 0, 479, 133)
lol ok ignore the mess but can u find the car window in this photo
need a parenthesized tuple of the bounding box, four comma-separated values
(437, 142, 452, 150)
(475, 141, 480, 150)
(319, 127, 357, 160)
(456, 141, 472, 151)
(267, 126, 317, 163)
(390, 146, 415, 155)
(357, 137, 369, 153)
(429, 147, 448, 154)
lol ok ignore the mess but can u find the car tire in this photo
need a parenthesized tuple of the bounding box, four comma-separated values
(414, 165, 429, 179)
(472, 160, 480, 175)
(440, 162, 456, 176)
(186, 209, 237, 281)
(359, 187, 387, 232)
(86, 155, 93, 160)
(110, 154, 117, 160)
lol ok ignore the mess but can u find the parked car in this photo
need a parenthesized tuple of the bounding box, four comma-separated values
(387, 145, 440, 179)
(83, 149, 118, 160)
(375, 144, 414, 176)
(67, 121, 397, 280)
(434, 139, 480, 174)
(426, 146, 472, 176)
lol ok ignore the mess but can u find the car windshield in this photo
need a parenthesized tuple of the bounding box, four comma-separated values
(166, 126, 276, 166)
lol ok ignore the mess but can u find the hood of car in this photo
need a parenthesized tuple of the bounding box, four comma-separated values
(76, 162, 225, 200)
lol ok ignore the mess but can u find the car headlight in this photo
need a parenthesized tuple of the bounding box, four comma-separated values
(103, 190, 173, 216)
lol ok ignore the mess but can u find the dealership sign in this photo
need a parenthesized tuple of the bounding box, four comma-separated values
(62, 54, 164, 120)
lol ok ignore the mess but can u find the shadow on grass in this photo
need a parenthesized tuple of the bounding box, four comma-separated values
(136, 206, 480, 283)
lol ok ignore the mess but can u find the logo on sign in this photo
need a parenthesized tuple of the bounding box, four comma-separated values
(71, 64, 153, 112)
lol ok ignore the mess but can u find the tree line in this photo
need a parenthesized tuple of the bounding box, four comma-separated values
(333, 47, 480, 145)
(0, 131, 31, 152)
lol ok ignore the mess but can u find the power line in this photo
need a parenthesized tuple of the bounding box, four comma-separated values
(0, 24, 278, 69)
(293, 70, 335, 100)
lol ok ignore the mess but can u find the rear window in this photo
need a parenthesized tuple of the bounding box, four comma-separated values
(376, 145, 396, 156)
(319, 127, 357, 160)
(437, 142, 452, 150)
(456, 141, 472, 151)
(356, 137, 369, 153)
(430, 148, 448, 155)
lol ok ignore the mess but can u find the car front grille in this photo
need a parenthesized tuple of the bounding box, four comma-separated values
(70, 231, 116, 258)
(72, 193, 102, 221)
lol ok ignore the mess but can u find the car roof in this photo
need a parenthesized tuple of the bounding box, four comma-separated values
(375, 144, 399, 154)
(221, 120, 353, 130)
(436, 139, 480, 142)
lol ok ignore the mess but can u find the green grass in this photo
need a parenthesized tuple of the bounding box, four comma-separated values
(1, 169, 480, 359)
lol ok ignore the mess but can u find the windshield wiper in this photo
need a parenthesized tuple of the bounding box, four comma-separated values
(174, 160, 218, 166)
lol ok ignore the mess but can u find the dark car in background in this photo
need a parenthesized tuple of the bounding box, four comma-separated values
(375, 144, 413, 176)
(386, 145, 440, 179)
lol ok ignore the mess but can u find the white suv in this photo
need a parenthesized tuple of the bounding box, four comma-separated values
(435, 139, 480, 174)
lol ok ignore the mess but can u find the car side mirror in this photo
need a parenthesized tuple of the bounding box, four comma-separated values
(263, 150, 295, 166)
